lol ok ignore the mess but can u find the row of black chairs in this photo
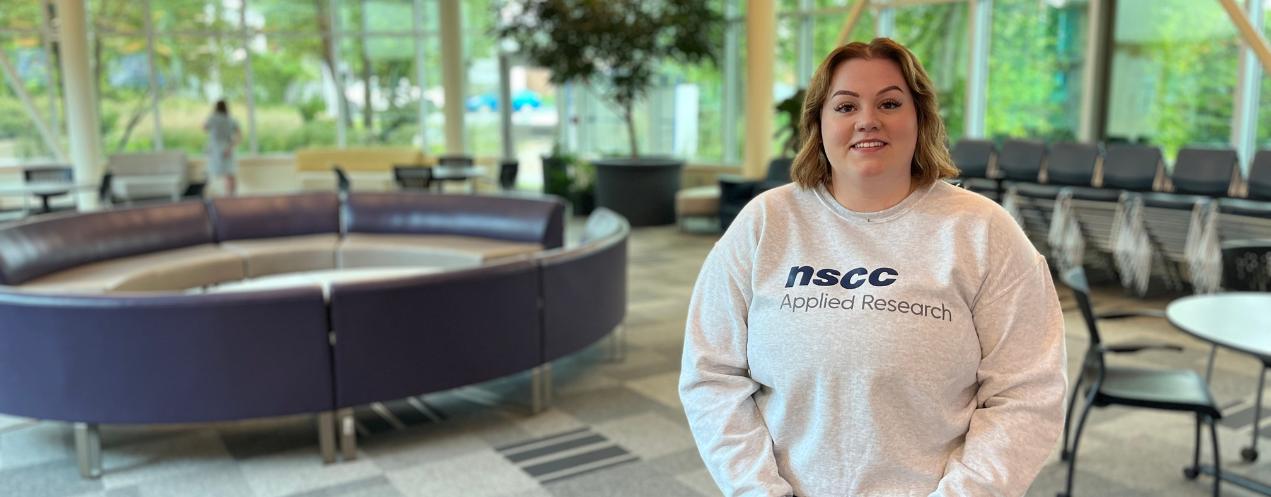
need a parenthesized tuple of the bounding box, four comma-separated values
(951, 139, 1271, 296)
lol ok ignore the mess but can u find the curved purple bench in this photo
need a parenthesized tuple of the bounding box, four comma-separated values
(0, 192, 630, 478)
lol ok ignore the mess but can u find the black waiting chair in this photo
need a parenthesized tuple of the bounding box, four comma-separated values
(1217, 239, 1271, 462)
(333, 166, 351, 196)
(1217, 150, 1271, 221)
(951, 139, 998, 200)
(1058, 266, 1222, 497)
(718, 158, 792, 231)
(393, 165, 433, 191)
(438, 154, 474, 168)
(1014, 142, 1100, 266)
(997, 139, 1047, 186)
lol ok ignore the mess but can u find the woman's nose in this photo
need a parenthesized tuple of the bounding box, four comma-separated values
(855, 110, 880, 133)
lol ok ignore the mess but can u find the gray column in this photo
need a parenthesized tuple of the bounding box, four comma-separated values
(876, 8, 895, 39)
(56, 0, 104, 211)
(439, 0, 466, 154)
(1232, 0, 1264, 174)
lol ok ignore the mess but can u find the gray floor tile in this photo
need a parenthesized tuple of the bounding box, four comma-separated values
(280, 475, 403, 497)
(543, 461, 704, 497)
(0, 460, 105, 497)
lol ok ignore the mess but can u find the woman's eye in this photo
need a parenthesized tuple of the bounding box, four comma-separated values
(881, 100, 901, 110)
(835, 103, 856, 113)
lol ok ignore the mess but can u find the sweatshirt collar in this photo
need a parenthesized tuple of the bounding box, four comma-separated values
(813, 180, 936, 224)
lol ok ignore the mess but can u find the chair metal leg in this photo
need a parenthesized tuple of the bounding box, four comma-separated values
(1061, 374, 1085, 461)
(1244, 367, 1267, 462)
(531, 364, 553, 414)
(1205, 344, 1218, 384)
(74, 422, 101, 479)
(338, 408, 357, 461)
(1186, 414, 1203, 479)
(1211, 416, 1223, 497)
(318, 411, 336, 464)
(1059, 390, 1097, 497)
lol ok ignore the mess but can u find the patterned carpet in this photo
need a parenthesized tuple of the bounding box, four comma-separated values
(4, 223, 1271, 497)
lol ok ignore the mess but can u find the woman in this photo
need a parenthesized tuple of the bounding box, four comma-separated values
(679, 38, 1066, 497)
(204, 100, 242, 196)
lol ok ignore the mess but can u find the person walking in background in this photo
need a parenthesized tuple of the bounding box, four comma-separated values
(679, 37, 1067, 497)
(204, 100, 241, 196)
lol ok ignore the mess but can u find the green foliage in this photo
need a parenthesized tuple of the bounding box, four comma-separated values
(775, 89, 805, 158)
(495, 0, 724, 156)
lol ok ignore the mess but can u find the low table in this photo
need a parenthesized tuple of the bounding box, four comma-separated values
(1168, 293, 1271, 495)
(207, 267, 442, 300)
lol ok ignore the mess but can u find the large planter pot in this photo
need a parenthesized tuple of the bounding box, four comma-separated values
(541, 156, 572, 198)
(592, 157, 684, 227)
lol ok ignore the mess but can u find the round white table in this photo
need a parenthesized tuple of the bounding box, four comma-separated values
(1168, 293, 1271, 362)
(1168, 292, 1271, 494)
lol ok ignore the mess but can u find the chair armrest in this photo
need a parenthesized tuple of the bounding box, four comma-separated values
(1102, 342, 1184, 354)
(1096, 309, 1167, 320)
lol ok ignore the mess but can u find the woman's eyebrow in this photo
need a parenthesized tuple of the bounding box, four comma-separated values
(830, 85, 903, 98)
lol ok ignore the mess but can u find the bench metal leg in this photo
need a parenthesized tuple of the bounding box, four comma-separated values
(338, 408, 357, 461)
(318, 412, 336, 464)
(531, 364, 553, 414)
(608, 325, 626, 362)
(74, 422, 101, 479)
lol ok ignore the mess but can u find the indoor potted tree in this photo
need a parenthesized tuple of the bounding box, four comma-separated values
(495, 0, 723, 226)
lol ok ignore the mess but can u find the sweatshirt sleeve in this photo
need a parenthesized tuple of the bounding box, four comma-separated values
(930, 214, 1068, 497)
(679, 205, 794, 497)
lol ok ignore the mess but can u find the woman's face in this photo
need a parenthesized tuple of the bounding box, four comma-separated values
(819, 58, 918, 182)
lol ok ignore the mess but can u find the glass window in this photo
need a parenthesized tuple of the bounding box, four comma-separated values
(0, 35, 59, 162)
(892, 2, 968, 141)
(987, 0, 1086, 142)
(1108, 0, 1237, 162)
(339, 0, 419, 147)
(150, 33, 247, 155)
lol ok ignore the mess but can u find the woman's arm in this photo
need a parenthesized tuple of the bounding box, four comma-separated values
(930, 216, 1067, 497)
(680, 206, 795, 497)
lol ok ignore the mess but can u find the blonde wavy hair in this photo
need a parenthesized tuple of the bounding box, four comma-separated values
(791, 38, 958, 189)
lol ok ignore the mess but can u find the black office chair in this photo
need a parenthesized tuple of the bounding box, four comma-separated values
(98, 172, 113, 206)
(498, 159, 518, 190)
(393, 165, 433, 191)
(1217, 239, 1271, 462)
(1058, 266, 1222, 497)
(333, 166, 351, 196)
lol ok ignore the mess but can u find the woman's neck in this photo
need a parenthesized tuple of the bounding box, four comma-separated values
(829, 172, 916, 213)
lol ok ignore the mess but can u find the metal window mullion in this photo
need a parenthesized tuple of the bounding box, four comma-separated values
(413, 0, 428, 150)
(722, 3, 739, 164)
(797, 0, 813, 83)
(1232, 0, 1263, 175)
(331, 0, 346, 147)
(964, 0, 991, 138)
(241, 0, 258, 154)
(143, 0, 163, 150)
(38, 0, 60, 147)
(876, 8, 896, 38)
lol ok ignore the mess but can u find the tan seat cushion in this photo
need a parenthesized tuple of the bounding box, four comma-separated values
(220, 234, 340, 277)
(20, 244, 246, 293)
(338, 234, 542, 269)
(676, 185, 720, 216)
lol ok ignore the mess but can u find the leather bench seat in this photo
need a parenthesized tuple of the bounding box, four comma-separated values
(220, 234, 341, 277)
(20, 244, 245, 293)
(338, 233, 542, 269)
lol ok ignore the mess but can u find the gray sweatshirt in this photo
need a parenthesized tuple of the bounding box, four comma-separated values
(679, 180, 1067, 497)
